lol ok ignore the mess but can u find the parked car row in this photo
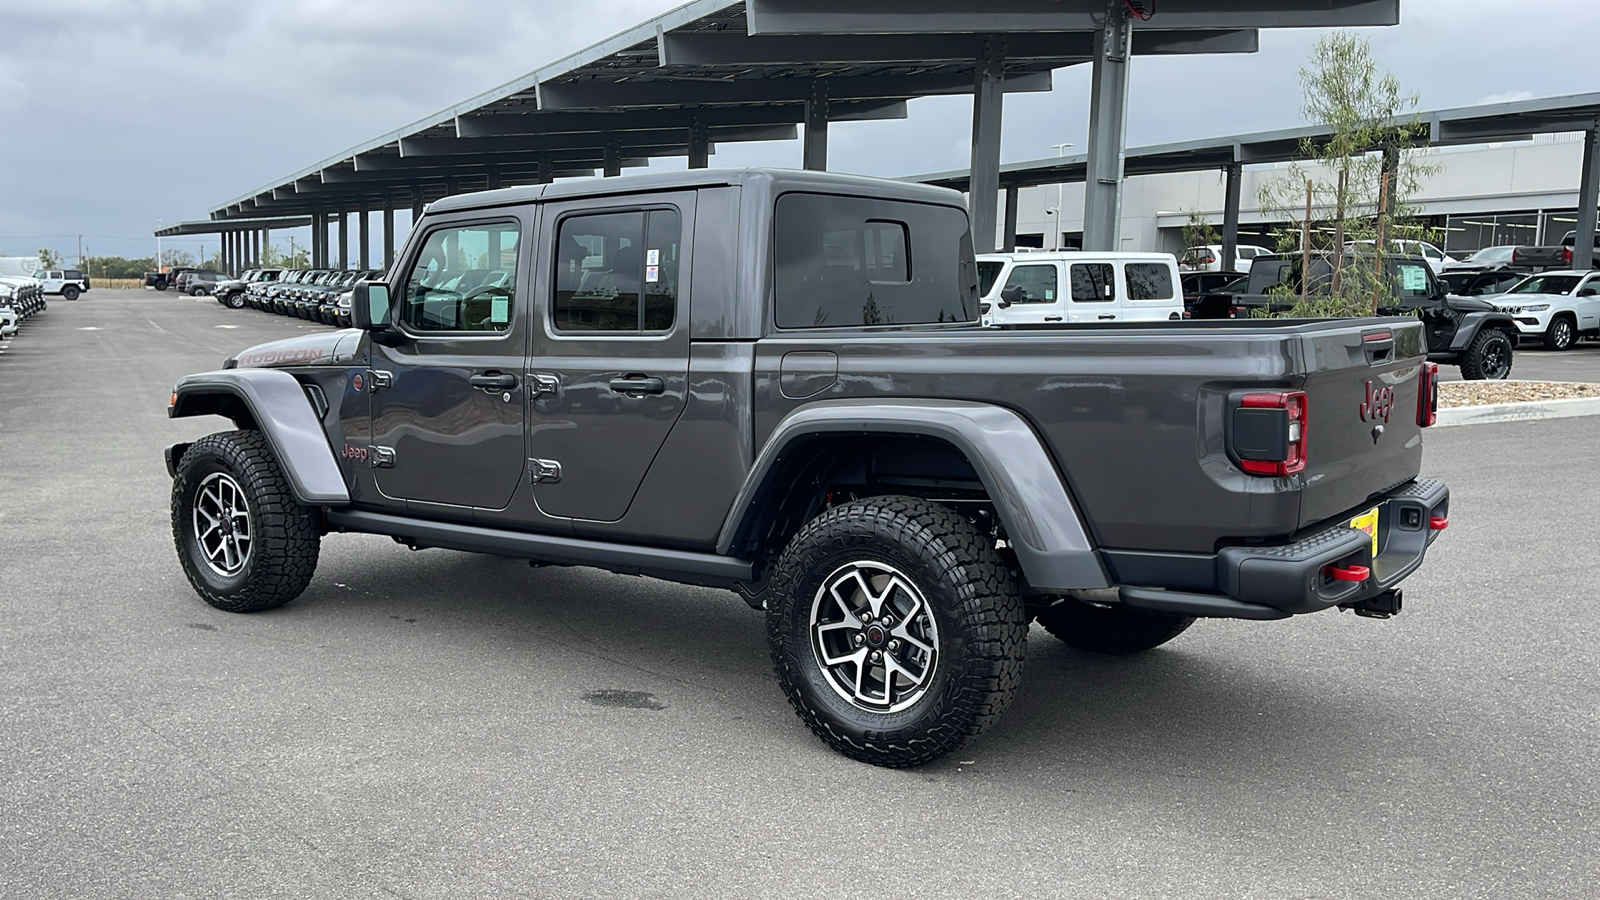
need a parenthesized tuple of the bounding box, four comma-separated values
(211, 268, 284, 308)
(233, 267, 384, 327)
(0, 271, 47, 341)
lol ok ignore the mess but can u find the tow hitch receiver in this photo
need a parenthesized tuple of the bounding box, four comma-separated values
(1341, 589, 1403, 619)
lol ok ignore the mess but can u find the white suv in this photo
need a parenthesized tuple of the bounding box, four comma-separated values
(32, 269, 90, 301)
(978, 251, 1185, 326)
(1493, 271, 1600, 351)
(1179, 244, 1272, 274)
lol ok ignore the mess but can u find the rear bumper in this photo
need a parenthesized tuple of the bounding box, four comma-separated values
(1102, 479, 1450, 620)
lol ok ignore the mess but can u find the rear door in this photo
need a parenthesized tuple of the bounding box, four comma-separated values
(1577, 273, 1600, 331)
(526, 191, 695, 526)
(1066, 260, 1118, 323)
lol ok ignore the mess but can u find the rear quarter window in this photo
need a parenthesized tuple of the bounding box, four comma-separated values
(774, 193, 977, 328)
(1125, 263, 1174, 301)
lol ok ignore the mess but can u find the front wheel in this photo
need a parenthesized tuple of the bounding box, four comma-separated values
(1544, 316, 1576, 351)
(171, 431, 320, 612)
(767, 495, 1027, 768)
(1459, 328, 1513, 380)
(62, 286, 80, 301)
(1035, 598, 1194, 655)
(228, 293, 245, 309)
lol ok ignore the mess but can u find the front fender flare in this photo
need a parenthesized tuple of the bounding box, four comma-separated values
(1448, 311, 1518, 352)
(167, 368, 349, 505)
(718, 399, 1109, 591)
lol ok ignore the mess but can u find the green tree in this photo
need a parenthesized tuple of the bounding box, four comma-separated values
(38, 248, 61, 269)
(1257, 31, 1441, 317)
(262, 238, 309, 270)
(1180, 209, 1220, 260)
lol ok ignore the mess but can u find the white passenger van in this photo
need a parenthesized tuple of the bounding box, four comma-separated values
(977, 251, 1185, 326)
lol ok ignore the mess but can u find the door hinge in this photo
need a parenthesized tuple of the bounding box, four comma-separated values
(370, 446, 396, 468)
(527, 373, 560, 398)
(368, 370, 394, 392)
(529, 458, 562, 484)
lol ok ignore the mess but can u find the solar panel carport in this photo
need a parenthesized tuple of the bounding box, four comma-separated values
(908, 90, 1600, 269)
(187, 0, 1402, 275)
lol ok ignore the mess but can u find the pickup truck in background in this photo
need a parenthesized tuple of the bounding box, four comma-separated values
(163, 169, 1450, 767)
(1197, 251, 1517, 379)
(145, 267, 196, 291)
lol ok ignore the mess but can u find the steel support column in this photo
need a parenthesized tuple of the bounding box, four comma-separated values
(382, 202, 395, 270)
(485, 163, 501, 190)
(411, 187, 424, 224)
(336, 210, 347, 270)
(1577, 123, 1600, 270)
(803, 79, 829, 171)
(1083, 0, 1133, 252)
(1003, 186, 1020, 252)
(688, 116, 711, 169)
(536, 158, 553, 184)
(969, 36, 1006, 253)
(603, 139, 622, 177)
(1222, 162, 1242, 270)
(314, 211, 326, 268)
(358, 204, 370, 270)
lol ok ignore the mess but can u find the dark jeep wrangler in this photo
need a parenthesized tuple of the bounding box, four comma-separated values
(166, 169, 1451, 767)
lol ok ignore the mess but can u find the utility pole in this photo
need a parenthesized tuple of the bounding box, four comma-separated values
(77, 234, 83, 268)
(1050, 142, 1074, 249)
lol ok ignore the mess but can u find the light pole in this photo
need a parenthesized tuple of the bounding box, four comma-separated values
(156, 220, 163, 274)
(1048, 142, 1074, 250)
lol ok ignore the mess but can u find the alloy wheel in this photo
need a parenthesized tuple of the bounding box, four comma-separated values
(192, 472, 251, 577)
(809, 561, 940, 713)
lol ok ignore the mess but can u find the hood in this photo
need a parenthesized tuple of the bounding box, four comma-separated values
(1441, 294, 1500, 312)
(229, 330, 364, 369)
(1494, 292, 1562, 311)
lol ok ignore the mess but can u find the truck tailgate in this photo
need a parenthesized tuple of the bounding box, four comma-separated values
(1296, 319, 1427, 529)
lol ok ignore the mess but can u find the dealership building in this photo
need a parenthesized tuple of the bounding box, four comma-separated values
(991, 133, 1595, 258)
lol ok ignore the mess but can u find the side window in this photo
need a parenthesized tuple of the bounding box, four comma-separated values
(553, 208, 681, 333)
(1001, 264, 1057, 304)
(1125, 263, 1174, 301)
(1395, 263, 1432, 297)
(399, 221, 520, 334)
(1070, 263, 1115, 303)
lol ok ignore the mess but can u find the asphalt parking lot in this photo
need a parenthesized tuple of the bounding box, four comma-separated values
(1439, 335, 1600, 382)
(2, 290, 1597, 899)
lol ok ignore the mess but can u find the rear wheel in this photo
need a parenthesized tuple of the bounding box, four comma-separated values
(767, 495, 1027, 768)
(1545, 316, 1576, 351)
(62, 285, 80, 301)
(1035, 598, 1194, 655)
(171, 431, 320, 613)
(1459, 329, 1513, 380)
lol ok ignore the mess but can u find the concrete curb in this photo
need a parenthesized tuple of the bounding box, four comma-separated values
(1437, 394, 1600, 428)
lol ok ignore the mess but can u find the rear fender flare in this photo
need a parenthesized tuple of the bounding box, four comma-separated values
(167, 368, 349, 505)
(717, 399, 1109, 591)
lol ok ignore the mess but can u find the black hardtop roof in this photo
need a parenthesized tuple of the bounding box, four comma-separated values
(424, 167, 967, 216)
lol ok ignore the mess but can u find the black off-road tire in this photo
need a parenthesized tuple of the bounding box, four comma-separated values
(228, 292, 245, 309)
(767, 495, 1027, 768)
(62, 285, 80, 301)
(1459, 328, 1513, 380)
(1035, 598, 1194, 655)
(1544, 315, 1577, 352)
(171, 430, 320, 613)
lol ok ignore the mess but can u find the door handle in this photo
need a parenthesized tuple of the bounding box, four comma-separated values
(1098, 314, 1117, 320)
(609, 375, 665, 395)
(1044, 316, 1063, 322)
(469, 372, 519, 391)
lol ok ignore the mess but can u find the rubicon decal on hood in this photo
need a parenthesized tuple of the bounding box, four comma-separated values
(231, 331, 363, 368)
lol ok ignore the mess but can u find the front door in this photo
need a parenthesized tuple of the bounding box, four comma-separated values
(1067, 260, 1119, 323)
(368, 214, 530, 510)
(995, 261, 1064, 324)
(527, 192, 695, 525)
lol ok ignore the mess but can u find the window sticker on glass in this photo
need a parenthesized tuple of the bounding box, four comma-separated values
(490, 298, 510, 323)
(1401, 265, 1428, 292)
(647, 248, 660, 266)
(646, 265, 660, 284)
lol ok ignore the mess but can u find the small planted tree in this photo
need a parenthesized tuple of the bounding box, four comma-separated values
(1258, 32, 1440, 317)
(1180, 209, 1221, 266)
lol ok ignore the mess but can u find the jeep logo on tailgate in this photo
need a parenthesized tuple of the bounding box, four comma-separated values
(1360, 381, 1394, 423)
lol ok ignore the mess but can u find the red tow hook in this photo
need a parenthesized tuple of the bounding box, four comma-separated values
(1429, 516, 1450, 531)
(1326, 564, 1371, 583)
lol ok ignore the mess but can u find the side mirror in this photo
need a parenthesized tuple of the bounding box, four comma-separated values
(1581, 288, 1599, 297)
(998, 285, 1023, 308)
(351, 282, 391, 331)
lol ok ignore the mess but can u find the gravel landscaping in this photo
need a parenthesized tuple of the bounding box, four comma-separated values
(1440, 380, 1600, 408)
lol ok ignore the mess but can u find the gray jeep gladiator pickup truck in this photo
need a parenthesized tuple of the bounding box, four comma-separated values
(166, 169, 1450, 767)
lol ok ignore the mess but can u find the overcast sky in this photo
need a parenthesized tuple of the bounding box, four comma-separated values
(2, 0, 1596, 264)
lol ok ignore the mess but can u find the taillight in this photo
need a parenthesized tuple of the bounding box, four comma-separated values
(1417, 361, 1439, 427)
(1564, 247, 1573, 266)
(1233, 391, 1308, 477)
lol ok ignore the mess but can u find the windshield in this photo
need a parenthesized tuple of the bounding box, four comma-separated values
(1466, 246, 1514, 263)
(977, 261, 1005, 297)
(1509, 274, 1581, 295)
